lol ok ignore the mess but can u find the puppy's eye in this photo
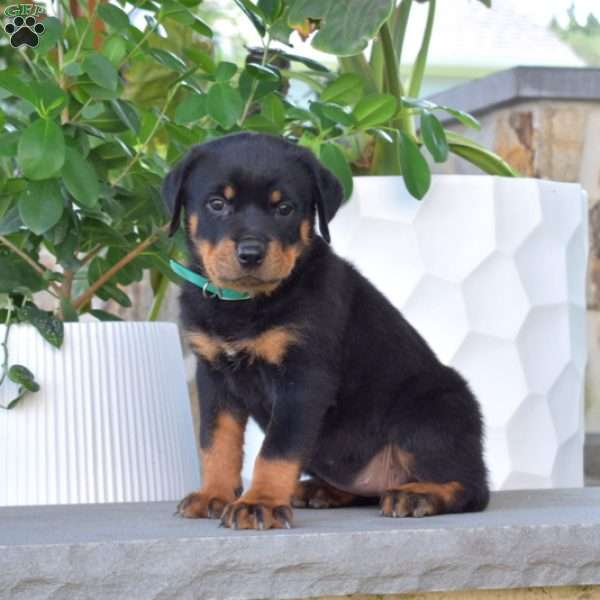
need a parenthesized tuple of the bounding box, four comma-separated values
(276, 203, 294, 217)
(208, 196, 225, 213)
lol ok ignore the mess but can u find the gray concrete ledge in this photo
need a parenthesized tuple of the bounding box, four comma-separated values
(2, 488, 600, 600)
(428, 66, 600, 121)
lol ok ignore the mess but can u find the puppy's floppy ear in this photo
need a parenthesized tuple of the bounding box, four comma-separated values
(162, 146, 204, 237)
(300, 149, 343, 244)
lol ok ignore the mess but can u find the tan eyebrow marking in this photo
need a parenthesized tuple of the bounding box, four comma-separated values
(223, 185, 235, 200)
(270, 189, 282, 204)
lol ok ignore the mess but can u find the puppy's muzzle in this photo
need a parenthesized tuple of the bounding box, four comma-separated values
(236, 237, 266, 267)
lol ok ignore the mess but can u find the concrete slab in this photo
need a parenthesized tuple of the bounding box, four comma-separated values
(1, 488, 600, 600)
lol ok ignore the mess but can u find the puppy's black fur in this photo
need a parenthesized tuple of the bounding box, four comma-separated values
(166, 132, 489, 529)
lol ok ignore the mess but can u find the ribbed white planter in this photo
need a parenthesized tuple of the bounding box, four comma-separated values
(243, 176, 588, 491)
(0, 322, 200, 507)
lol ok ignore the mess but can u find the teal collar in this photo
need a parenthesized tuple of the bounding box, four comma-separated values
(169, 260, 251, 301)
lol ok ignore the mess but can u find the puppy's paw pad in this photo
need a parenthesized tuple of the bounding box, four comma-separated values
(380, 490, 438, 518)
(220, 501, 293, 530)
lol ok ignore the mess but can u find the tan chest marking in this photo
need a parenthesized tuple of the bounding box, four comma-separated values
(187, 326, 300, 365)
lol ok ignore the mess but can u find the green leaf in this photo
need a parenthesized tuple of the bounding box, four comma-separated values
(34, 17, 63, 54)
(287, 0, 394, 56)
(319, 142, 353, 199)
(215, 61, 238, 82)
(401, 97, 480, 130)
(89, 309, 123, 322)
(0, 131, 20, 157)
(185, 48, 216, 74)
(449, 145, 518, 177)
(245, 63, 280, 82)
(441, 106, 480, 130)
(102, 35, 128, 65)
(18, 179, 64, 235)
(148, 48, 188, 72)
(0, 253, 45, 293)
(17, 119, 65, 180)
(8, 365, 40, 393)
(275, 50, 329, 73)
(260, 94, 285, 129)
(397, 131, 431, 199)
(110, 99, 140, 134)
(311, 101, 354, 127)
(98, 4, 130, 31)
(175, 94, 207, 124)
(0, 72, 37, 105)
(82, 53, 119, 91)
(352, 94, 397, 128)
(0, 207, 23, 236)
(61, 147, 100, 208)
(477, 0, 491, 7)
(321, 74, 364, 105)
(258, 0, 283, 22)
(33, 81, 67, 116)
(234, 0, 266, 36)
(18, 304, 64, 348)
(207, 83, 244, 129)
(64, 62, 83, 77)
(242, 114, 279, 133)
(420, 111, 448, 163)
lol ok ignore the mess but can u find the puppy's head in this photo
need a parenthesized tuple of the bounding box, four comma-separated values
(162, 133, 343, 295)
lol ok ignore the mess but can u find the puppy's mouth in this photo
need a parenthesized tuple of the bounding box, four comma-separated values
(221, 275, 283, 287)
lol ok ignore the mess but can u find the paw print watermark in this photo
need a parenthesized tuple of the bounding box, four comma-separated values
(4, 15, 45, 47)
(3, 3, 46, 48)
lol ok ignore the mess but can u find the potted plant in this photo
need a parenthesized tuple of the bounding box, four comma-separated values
(219, 0, 587, 490)
(0, 1, 210, 506)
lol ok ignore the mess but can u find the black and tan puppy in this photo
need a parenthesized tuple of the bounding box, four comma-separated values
(164, 132, 489, 530)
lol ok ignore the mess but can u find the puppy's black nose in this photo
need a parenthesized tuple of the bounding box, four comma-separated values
(236, 238, 266, 266)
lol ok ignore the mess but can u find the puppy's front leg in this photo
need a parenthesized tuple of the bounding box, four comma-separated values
(220, 367, 332, 530)
(178, 363, 248, 519)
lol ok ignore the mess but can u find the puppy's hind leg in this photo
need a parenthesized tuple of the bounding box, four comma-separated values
(292, 477, 374, 509)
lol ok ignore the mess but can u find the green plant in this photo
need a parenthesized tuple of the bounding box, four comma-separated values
(0, 0, 517, 408)
(281, 0, 518, 198)
(0, 0, 220, 407)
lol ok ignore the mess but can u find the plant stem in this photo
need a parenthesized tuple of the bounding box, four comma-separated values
(111, 85, 180, 188)
(119, 21, 158, 67)
(147, 271, 169, 321)
(0, 307, 13, 388)
(0, 236, 61, 297)
(379, 21, 414, 136)
(72, 226, 167, 311)
(393, 0, 413, 67)
(70, 98, 92, 123)
(239, 33, 271, 125)
(407, 0, 436, 98)
(80, 244, 102, 266)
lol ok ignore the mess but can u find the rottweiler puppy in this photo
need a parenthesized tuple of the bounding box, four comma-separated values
(164, 132, 489, 530)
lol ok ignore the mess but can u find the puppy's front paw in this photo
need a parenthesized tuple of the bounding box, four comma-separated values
(220, 499, 293, 530)
(176, 490, 232, 519)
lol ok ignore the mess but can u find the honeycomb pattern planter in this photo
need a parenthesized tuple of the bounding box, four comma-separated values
(329, 176, 587, 490)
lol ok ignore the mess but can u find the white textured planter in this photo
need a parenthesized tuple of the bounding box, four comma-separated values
(0, 322, 200, 507)
(329, 175, 588, 490)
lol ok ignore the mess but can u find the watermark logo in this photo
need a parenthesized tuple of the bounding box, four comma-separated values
(3, 3, 46, 48)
